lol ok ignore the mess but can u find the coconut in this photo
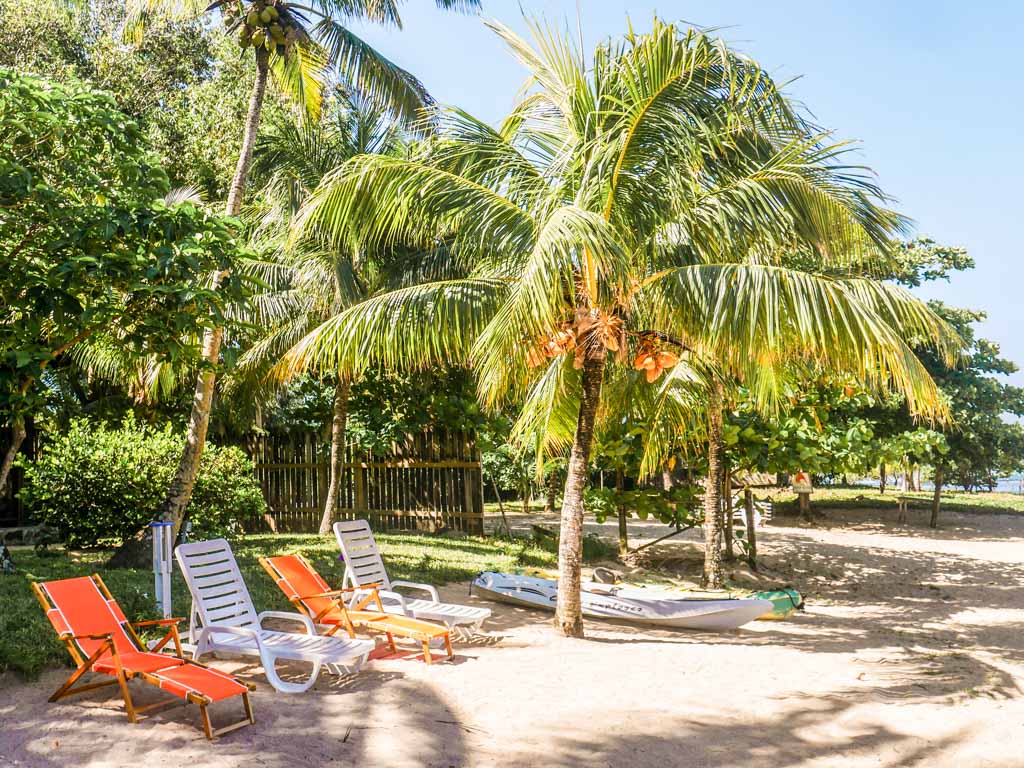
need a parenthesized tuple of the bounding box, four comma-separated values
(259, 8, 273, 23)
(245, 9, 260, 26)
(251, 28, 266, 46)
(266, 5, 279, 20)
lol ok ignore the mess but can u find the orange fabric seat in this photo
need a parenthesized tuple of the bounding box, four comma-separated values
(260, 554, 454, 664)
(33, 574, 254, 740)
(93, 652, 185, 675)
(346, 611, 450, 639)
(156, 663, 249, 703)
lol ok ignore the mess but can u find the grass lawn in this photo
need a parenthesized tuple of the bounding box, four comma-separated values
(0, 531, 593, 680)
(768, 486, 1024, 515)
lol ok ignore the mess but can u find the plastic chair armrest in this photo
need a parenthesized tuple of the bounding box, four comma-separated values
(200, 624, 260, 641)
(391, 580, 440, 602)
(258, 610, 316, 635)
(370, 589, 409, 613)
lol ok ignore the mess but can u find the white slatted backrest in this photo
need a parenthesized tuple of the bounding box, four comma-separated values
(333, 520, 392, 590)
(175, 538, 259, 632)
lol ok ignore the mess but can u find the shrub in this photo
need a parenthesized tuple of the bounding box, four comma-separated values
(19, 416, 266, 547)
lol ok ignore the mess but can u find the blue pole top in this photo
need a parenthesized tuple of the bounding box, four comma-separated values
(149, 521, 173, 527)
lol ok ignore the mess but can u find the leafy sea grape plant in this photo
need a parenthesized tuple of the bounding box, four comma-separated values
(0, 69, 249, 493)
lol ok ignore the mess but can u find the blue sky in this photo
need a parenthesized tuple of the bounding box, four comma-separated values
(352, 1, 1024, 386)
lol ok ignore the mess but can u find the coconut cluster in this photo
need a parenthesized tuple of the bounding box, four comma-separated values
(228, 1, 294, 56)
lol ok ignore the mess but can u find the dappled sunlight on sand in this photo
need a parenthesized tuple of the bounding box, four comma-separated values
(3, 506, 1024, 767)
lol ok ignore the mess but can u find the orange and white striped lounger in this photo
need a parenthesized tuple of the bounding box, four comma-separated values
(32, 574, 254, 740)
(259, 554, 454, 664)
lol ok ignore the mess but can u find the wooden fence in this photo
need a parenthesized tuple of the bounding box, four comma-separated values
(245, 429, 485, 535)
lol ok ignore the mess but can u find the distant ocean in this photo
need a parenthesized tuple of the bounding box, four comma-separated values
(855, 475, 1024, 494)
(993, 475, 1024, 494)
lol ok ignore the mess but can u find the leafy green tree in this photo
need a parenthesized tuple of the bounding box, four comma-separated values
(919, 305, 1024, 511)
(0, 0, 89, 76)
(0, 70, 248, 493)
(0, 0, 259, 199)
(286, 19, 953, 629)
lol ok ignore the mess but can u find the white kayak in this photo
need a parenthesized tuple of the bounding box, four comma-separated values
(471, 571, 772, 631)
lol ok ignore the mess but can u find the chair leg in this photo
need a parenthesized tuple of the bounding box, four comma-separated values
(116, 670, 138, 724)
(262, 652, 321, 694)
(386, 631, 397, 654)
(200, 704, 214, 740)
(243, 692, 255, 725)
(49, 664, 95, 703)
(444, 633, 453, 660)
(422, 641, 432, 665)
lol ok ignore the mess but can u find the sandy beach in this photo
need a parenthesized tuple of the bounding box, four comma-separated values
(3, 506, 1023, 767)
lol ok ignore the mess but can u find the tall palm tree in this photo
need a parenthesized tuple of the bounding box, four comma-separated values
(284, 18, 956, 636)
(234, 91, 412, 535)
(114, 0, 481, 559)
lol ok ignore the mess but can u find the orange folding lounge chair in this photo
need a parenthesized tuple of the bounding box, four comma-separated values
(32, 574, 255, 740)
(259, 554, 454, 664)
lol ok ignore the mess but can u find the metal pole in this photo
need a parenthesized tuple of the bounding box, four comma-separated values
(150, 521, 173, 619)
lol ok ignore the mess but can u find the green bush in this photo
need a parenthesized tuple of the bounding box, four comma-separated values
(18, 416, 266, 547)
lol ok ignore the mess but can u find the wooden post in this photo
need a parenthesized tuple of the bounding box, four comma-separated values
(798, 492, 811, 520)
(616, 467, 628, 557)
(354, 448, 367, 515)
(722, 467, 734, 561)
(471, 434, 485, 536)
(743, 488, 757, 570)
(930, 466, 943, 529)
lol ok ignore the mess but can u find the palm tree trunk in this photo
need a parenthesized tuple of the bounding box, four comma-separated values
(702, 382, 725, 589)
(319, 377, 351, 536)
(554, 354, 604, 638)
(879, 463, 886, 494)
(107, 50, 271, 569)
(0, 418, 27, 496)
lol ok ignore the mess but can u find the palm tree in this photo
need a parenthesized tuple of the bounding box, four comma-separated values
(234, 91, 411, 536)
(284, 18, 955, 636)
(113, 0, 481, 559)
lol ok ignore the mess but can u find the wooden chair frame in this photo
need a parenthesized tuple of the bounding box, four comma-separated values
(259, 555, 453, 664)
(32, 574, 255, 740)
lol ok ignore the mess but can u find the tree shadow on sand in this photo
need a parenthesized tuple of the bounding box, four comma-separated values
(1, 659, 469, 768)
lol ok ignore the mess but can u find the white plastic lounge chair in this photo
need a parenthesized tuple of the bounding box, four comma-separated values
(333, 520, 491, 634)
(176, 538, 376, 693)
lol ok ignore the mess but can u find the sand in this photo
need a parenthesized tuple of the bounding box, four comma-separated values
(3, 506, 1023, 767)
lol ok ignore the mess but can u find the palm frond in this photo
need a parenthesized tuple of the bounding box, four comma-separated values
(273, 278, 508, 380)
(644, 264, 950, 421)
